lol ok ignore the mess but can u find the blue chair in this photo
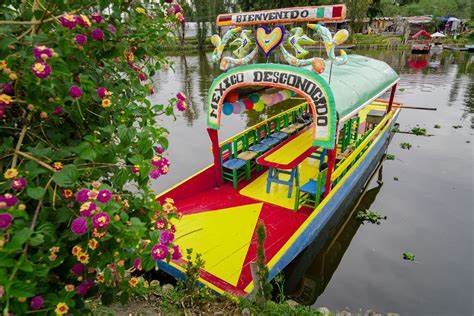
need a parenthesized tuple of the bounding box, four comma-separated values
(294, 168, 328, 210)
(220, 143, 247, 189)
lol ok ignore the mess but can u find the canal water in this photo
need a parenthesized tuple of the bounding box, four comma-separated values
(150, 49, 473, 315)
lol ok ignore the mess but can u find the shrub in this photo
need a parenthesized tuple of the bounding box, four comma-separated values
(0, 1, 186, 314)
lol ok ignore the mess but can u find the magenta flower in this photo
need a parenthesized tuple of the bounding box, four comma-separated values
(171, 245, 182, 260)
(33, 45, 53, 60)
(76, 279, 94, 296)
(30, 296, 44, 310)
(91, 13, 103, 23)
(159, 157, 170, 168)
(80, 202, 97, 217)
(2, 194, 17, 207)
(131, 165, 140, 174)
(97, 87, 107, 99)
(92, 212, 110, 229)
(69, 85, 82, 99)
(149, 169, 161, 179)
(150, 156, 161, 167)
(91, 28, 104, 41)
(71, 263, 85, 276)
(97, 189, 111, 204)
(176, 92, 186, 101)
(71, 217, 88, 235)
(160, 230, 175, 244)
(173, 4, 183, 14)
(31, 62, 51, 79)
(133, 258, 142, 271)
(76, 188, 90, 203)
(154, 146, 165, 154)
(77, 15, 91, 28)
(0, 196, 8, 210)
(138, 72, 146, 81)
(75, 34, 88, 46)
(59, 14, 77, 29)
(53, 106, 64, 116)
(176, 100, 187, 112)
(11, 178, 27, 191)
(155, 219, 166, 230)
(1, 82, 14, 96)
(0, 213, 13, 230)
(151, 244, 168, 260)
(107, 24, 116, 34)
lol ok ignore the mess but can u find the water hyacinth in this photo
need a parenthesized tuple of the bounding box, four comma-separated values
(11, 177, 27, 191)
(59, 14, 77, 29)
(75, 34, 88, 46)
(92, 212, 110, 229)
(0, 213, 13, 230)
(91, 28, 104, 41)
(69, 85, 82, 99)
(30, 295, 44, 310)
(33, 45, 53, 60)
(151, 243, 168, 260)
(31, 61, 51, 79)
(71, 217, 88, 235)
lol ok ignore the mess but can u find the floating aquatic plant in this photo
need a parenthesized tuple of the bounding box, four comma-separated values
(356, 210, 387, 225)
(410, 127, 427, 136)
(385, 154, 395, 160)
(403, 252, 415, 261)
(400, 142, 412, 150)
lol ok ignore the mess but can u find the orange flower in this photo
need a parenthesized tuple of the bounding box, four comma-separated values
(52, 162, 63, 171)
(18, 296, 26, 302)
(162, 202, 174, 213)
(128, 277, 139, 288)
(77, 252, 89, 264)
(65, 284, 75, 292)
(55, 302, 69, 315)
(93, 229, 107, 238)
(117, 259, 125, 267)
(62, 189, 73, 199)
(164, 197, 174, 204)
(50, 246, 60, 253)
(3, 168, 18, 179)
(96, 273, 105, 283)
(72, 245, 83, 256)
(88, 238, 98, 250)
(101, 98, 112, 108)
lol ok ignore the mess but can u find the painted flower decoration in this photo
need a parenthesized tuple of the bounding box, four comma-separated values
(31, 62, 51, 79)
(33, 45, 53, 60)
(30, 295, 44, 310)
(97, 189, 111, 203)
(75, 34, 88, 46)
(69, 85, 82, 99)
(59, 14, 77, 29)
(151, 244, 168, 260)
(92, 212, 110, 229)
(71, 217, 88, 235)
(0, 213, 13, 230)
(91, 28, 104, 41)
(11, 177, 27, 191)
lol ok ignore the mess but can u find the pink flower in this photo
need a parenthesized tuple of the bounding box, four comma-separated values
(77, 15, 91, 28)
(154, 146, 165, 154)
(92, 212, 110, 229)
(31, 62, 51, 79)
(159, 230, 174, 244)
(176, 92, 186, 101)
(96, 87, 107, 99)
(149, 87, 155, 95)
(173, 4, 182, 14)
(133, 258, 142, 271)
(30, 296, 44, 310)
(33, 45, 53, 60)
(59, 14, 77, 29)
(80, 202, 97, 217)
(75, 34, 88, 46)
(71, 217, 88, 235)
(107, 24, 116, 34)
(131, 165, 140, 175)
(171, 245, 182, 260)
(138, 73, 146, 81)
(69, 85, 82, 99)
(176, 99, 187, 112)
(76, 188, 90, 203)
(150, 156, 162, 167)
(76, 279, 94, 296)
(149, 169, 161, 179)
(151, 244, 168, 260)
(91, 28, 104, 41)
(71, 263, 85, 276)
(11, 178, 27, 191)
(155, 219, 166, 230)
(0, 213, 13, 230)
(91, 13, 103, 23)
(1, 194, 17, 207)
(53, 106, 64, 116)
(97, 189, 111, 204)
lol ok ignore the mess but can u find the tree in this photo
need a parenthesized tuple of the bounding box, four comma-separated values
(345, 0, 373, 33)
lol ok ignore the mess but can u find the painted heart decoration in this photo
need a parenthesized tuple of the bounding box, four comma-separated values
(256, 26, 285, 57)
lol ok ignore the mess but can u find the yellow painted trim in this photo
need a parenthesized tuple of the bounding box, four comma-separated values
(244, 108, 399, 293)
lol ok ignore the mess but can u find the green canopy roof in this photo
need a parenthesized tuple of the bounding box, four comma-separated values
(305, 54, 399, 121)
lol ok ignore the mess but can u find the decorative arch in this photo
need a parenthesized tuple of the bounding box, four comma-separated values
(207, 63, 337, 149)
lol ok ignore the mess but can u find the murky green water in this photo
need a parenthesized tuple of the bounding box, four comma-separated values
(150, 49, 473, 315)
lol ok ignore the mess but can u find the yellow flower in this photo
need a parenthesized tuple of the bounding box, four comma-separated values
(143, 280, 149, 288)
(55, 302, 69, 315)
(48, 253, 57, 261)
(65, 284, 75, 292)
(164, 197, 174, 204)
(114, 214, 120, 221)
(4, 168, 18, 179)
(18, 296, 26, 302)
(8, 73, 17, 80)
(88, 238, 98, 250)
(18, 203, 26, 211)
(52, 162, 63, 171)
(77, 252, 89, 264)
(0, 60, 7, 70)
(96, 273, 105, 283)
(162, 202, 174, 213)
(135, 7, 146, 14)
(101, 98, 112, 108)
(128, 277, 139, 288)
(33, 62, 45, 72)
(0, 94, 12, 105)
(72, 245, 82, 256)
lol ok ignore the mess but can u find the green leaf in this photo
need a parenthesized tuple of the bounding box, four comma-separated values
(28, 233, 44, 246)
(53, 164, 78, 187)
(4, 228, 32, 252)
(120, 291, 130, 305)
(19, 260, 34, 272)
(101, 289, 115, 306)
(10, 280, 36, 298)
(141, 255, 156, 272)
(26, 186, 46, 200)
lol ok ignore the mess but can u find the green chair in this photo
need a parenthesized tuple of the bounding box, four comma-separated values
(269, 117, 288, 141)
(281, 112, 297, 135)
(233, 134, 257, 180)
(294, 168, 328, 211)
(220, 143, 247, 189)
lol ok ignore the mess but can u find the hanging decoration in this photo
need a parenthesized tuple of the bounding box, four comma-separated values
(220, 47, 258, 71)
(211, 27, 241, 63)
(255, 26, 285, 57)
(287, 27, 316, 59)
(222, 89, 296, 116)
(230, 30, 254, 58)
(307, 23, 349, 65)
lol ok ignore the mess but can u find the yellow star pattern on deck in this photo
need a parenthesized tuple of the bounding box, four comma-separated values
(174, 203, 263, 286)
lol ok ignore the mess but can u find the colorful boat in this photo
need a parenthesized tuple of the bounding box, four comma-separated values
(157, 5, 402, 297)
(411, 29, 432, 54)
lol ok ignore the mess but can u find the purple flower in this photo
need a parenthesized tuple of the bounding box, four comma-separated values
(2, 194, 17, 207)
(149, 169, 161, 179)
(75, 34, 88, 46)
(159, 230, 175, 244)
(11, 178, 27, 191)
(31, 62, 51, 79)
(138, 72, 146, 81)
(92, 212, 110, 229)
(173, 4, 182, 14)
(1, 83, 14, 96)
(107, 24, 116, 34)
(77, 15, 91, 28)
(71, 217, 88, 235)
(151, 244, 168, 260)
(69, 85, 82, 99)
(96, 87, 107, 99)
(59, 14, 77, 29)
(133, 258, 142, 270)
(171, 245, 182, 260)
(71, 263, 85, 276)
(91, 28, 104, 41)
(176, 100, 187, 112)
(33, 45, 53, 60)
(53, 106, 64, 116)
(76, 188, 90, 203)
(76, 279, 94, 296)
(97, 189, 111, 204)
(154, 146, 165, 154)
(0, 213, 13, 230)
(30, 296, 44, 310)
(80, 202, 97, 217)
(91, 13, 103, 23)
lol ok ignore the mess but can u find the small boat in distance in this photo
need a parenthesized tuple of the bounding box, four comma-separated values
(411, 29, 432, 54)
(157, 4, 402, 297)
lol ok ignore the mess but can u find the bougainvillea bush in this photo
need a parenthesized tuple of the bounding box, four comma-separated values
(0, 1, 187, 314)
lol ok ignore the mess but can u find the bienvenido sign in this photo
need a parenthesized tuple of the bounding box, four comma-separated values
(207, 64, 336, 149)
(216, 5, 346, 27)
